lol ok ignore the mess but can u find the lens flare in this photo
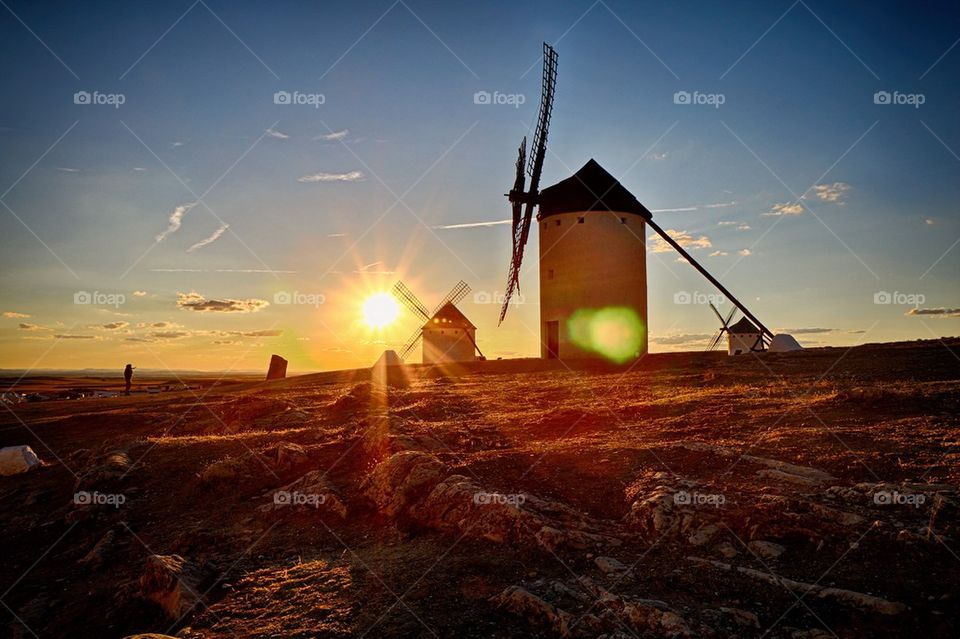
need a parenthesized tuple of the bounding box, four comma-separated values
(568, 307, 644, 363)
(362, 292, 400, 329)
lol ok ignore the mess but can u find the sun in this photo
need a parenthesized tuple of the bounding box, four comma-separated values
(362, 292, 400, 329)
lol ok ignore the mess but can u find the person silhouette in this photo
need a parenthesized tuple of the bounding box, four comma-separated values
(123, 364, 135, 396)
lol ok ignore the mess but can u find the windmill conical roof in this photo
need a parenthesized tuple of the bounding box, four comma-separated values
(728, 317, 760, 334)
(538, 159, 652, 219)
(423, 302, 475, 330)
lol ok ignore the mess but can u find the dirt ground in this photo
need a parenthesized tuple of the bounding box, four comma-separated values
(1, 340, 958, 638)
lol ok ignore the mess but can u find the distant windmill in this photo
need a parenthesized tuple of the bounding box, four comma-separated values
(707, 302, 738, 351)
(392, 280, 483, 364)
(497, 42, 775, 361)
(708, 302, 767, 356)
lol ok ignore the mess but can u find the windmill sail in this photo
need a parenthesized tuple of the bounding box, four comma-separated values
(500, 43, 558, 324)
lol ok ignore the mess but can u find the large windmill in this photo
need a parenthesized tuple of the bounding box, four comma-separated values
(497, 42, 774, 360)
(392, 280, 484, 364)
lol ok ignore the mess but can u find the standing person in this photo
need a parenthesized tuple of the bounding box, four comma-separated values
(123, 364, 135, 396)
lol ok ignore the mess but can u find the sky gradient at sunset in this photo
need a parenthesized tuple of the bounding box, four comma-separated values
(1, 0, 958, 372)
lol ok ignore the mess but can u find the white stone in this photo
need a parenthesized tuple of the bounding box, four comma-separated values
(0, 445, 40, 476)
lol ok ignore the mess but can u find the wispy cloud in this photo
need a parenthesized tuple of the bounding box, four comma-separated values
(99, 321, 129, 330)
(266, 127, 289, 139)
(354, 260, 395, 275)
(762, 202, 803, 217)
(651, 333, 713, 346)
(709, 250, 728, 257)
(187, 223, 229, 252)
(297, 170, 364, 183)
(155, 203, 196, 242)
(132, 290, 147, 297)
(55, 167, 80, 173)
(652, 201, 736, 213)
(218, 329, 283, 338)
(738, 248, 753, 256)
(18, 323, 44, 331)
(149, 268, 296, 274)
(3, 311, 30, 318)
(906, 307, 960, 318)
(807, 182, 850, 203)
(777, 327, 834, 334)
(53, 334, 97, 340)
(433, 219, 511, 230)
(327, 232, 348, 238)
(648, 229, 712, 253)
(177, 291, 269, 313)
(315, 129, 348, 141)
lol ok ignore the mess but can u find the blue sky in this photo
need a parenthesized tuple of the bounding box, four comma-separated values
(1, 0, 958, 371)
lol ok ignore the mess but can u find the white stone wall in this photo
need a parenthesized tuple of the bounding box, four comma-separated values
(538, 211, 648, 359)
(422, 327, 477, 364)
(727, 332, 761, 356)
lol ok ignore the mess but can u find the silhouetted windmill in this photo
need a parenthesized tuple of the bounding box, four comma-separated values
(392, 281, 483, 364)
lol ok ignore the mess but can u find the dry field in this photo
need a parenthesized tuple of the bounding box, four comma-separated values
(1, 340, 958, 638)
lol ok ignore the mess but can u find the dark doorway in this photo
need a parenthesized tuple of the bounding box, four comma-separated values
(546, 321, 559, 359)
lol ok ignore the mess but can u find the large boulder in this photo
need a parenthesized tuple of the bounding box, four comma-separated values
(139, 554, 210, 621)
(0, 445, 40, 476)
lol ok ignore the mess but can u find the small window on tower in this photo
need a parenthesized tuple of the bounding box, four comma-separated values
(620, 217, 627, 224)
(578, 216, 584, 224)
(555, 219, 561, 226)
(547, 269, 554, 280)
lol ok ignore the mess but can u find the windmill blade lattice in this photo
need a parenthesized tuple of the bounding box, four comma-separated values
(430, 280, 471, 317)
(392, 281, 430, 321)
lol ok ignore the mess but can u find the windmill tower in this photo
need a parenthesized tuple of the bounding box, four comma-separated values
(392, 281, 483, 364)
(498, 43, 775, 361)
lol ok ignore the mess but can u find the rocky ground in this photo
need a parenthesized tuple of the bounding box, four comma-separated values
(0, 339, 958, 638)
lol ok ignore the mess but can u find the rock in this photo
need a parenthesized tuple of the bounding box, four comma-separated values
(75, 450, 133, 491)
(594, 556, 629, 574)
(139, 554, 209, 621)
(716, 541, 738, 559)
(757, 469, 823, 487)
(493, 586, 572, 637)
(687, 556, 907, 616)
(200, 442, 308, 484)
(363, 451, 447, 517)
(79, 529, 116, 570)
(719, 606, 760, 628)
(122, 635, 181, 639)
(258, 470, 347, 518)
(688, 523, 719, 546)
(0, 445, 40, 476)
(747, 540, 785, 559)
